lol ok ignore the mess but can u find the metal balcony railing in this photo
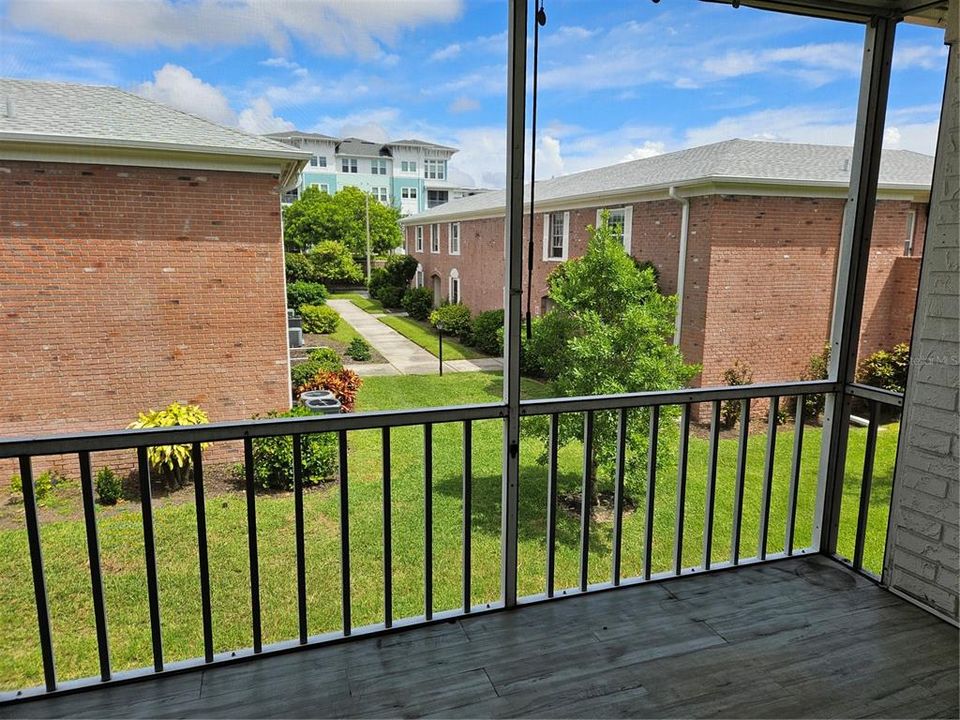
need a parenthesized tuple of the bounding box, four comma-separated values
(0, 379, 904, 701)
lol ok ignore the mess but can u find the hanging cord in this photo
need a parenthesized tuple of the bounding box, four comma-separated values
(525, 0, 547, 340)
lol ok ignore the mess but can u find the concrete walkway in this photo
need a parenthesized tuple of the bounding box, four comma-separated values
(328, 299, 504, 377)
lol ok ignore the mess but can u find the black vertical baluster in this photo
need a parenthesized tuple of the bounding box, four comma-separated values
(293, 435, 308, 644)
(424, 423, 434, 620)
(545, 413, 559, 597)
(673, 405, 691, 575)
(20, 456, 56, 691)
(138, 447, 163, 672)
(79, 452, 111, 681)
(462, 420, 473, 613)
(853, 401, 880, 570)
(192, 443, 213, 663)
(758, 396, 780, 560)
(339, 430, 351, 635)
(785, 397, 806, 556)
(579, 411, 595, 592)
(702, 401, 721, 570)
(731, 399, 751, 565)
(243, 438, 262, 653)
(382, 427, 393, 628)
(643, 406, 660, 581)
(611, 409, 627, 585)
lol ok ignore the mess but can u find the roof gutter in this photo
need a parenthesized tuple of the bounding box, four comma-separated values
(669, 186, 690, 348)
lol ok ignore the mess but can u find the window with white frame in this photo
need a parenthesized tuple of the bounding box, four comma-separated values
(416, 265, 424, 288)
(401, 160, 418, 173)
(424, 159, 446, 180)
(371, 159, 387, 175)
(544, 211, 569, 260)
(449, 269, 461, 304)
(430, 224, 440, 253)
(341, 158, 358, 173)
(401, 187, 418, 199)
(372, 187, 388, 203)
(904, 210, 917, 256)
(597, 207, 633, 253)
(310, 182, 329, 194)
(449, 222, 460, 255)
(415, 225, 424, 252)
(310, 155, 327, 167)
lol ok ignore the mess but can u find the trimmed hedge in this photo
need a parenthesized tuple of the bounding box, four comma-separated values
(301, 304, 340, 334)
(402, 287, 433, 321)
(470, 309, 503, 356)
(287, 281, 328, 311)
(429, 303, 472, 339)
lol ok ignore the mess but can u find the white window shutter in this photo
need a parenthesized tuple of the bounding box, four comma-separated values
(622, 206, 633, 254)
(596, 208, 603, 228)
(562, 211, 570, 259)
(542, 213, 550, 261)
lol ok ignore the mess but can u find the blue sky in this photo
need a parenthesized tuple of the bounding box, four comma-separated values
(0, 0, 948, 188)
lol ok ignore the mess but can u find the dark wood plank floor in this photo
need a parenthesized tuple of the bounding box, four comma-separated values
(3, 555, 957, 719)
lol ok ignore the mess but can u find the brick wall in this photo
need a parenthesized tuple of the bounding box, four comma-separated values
(886, 38, 959, 622)
(405, 193, 924, 389)
(0, 161, 291, 465)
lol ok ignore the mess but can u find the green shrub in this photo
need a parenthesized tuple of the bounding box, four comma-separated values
(429, 303, 472, 338)
(470, 309, 504, 356)
(308, 241, 364, 285)
(291, 360, 322, 388)
(369, 255, 418, 308)
(347, 337, 372, 361)
(128, 402, 209, 489)
(377, 285, 405, 309)
(294, 368, 363, 411)
(857, 343, 910, 393)
(632, 259, 661, 291)
(300, 304, 340, 334)
(284, 252, 316, 284)
(10, 470, 57, 506)
(308, 346, 343, 371)
(250, 406, 337, 491)
(95, 467, 122, 505)
(402, 287, 434, 321)
(784, 344, 831, 420)
(286, 281, 328, 311)
(528, 311, 579, 379)
(720, 360, 753, 428)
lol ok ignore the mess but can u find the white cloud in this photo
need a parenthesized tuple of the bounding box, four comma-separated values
(136, 64, 237, 125)
(431, 43, 461, 61)
(894, 44, 949, 71)
(311, 108, 402, 143)
(237, 98, 294, 133)
(448, 96, 480, 114)
(7, 0, 463, 56)
(536, 135, 565, 179)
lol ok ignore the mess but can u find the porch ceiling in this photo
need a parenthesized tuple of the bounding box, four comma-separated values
(701, 0, 952, 26)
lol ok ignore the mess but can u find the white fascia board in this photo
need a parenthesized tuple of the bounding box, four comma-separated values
(0, 131, 312, 162)
(0, 140, 305, 182)
(399, 177, 930, 225)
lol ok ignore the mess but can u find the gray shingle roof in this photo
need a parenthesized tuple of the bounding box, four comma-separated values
(337, 137, 392, 158)
(0, 78, 309, 161)
(389, 138, 458, 152)
(265, 130, 339, 142)
(401, 139, 934, 223)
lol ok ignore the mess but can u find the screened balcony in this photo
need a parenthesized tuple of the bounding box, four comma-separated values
(1, 0, 957, 718)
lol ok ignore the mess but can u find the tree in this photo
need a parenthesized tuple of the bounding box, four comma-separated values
(532, 212, 700, 504)
(283, 186, 403, 255)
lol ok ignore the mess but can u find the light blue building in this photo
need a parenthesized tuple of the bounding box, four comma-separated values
(266, 131, 483, 214)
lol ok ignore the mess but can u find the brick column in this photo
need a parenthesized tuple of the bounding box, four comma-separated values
(884, 10, 960, 623)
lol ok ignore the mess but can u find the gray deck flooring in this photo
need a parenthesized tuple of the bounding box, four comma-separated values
(3, 555, 957, 719)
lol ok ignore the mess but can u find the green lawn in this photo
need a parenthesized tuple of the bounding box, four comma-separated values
(379, 315, 487, 360)
(0, 373, 898, 691)
(328, 292, 386, 314)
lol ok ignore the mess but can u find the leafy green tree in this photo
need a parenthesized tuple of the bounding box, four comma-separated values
(532, 212, 700, 504)
(283, 186, 403, 255)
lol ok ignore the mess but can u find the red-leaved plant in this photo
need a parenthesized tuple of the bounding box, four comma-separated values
(295, 368, 363, 412)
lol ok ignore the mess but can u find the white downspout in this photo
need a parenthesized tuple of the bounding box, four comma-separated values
(668, 186, 689, 347)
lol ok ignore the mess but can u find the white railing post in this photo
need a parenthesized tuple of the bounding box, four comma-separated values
(501, 0, 528, 609)
(814, 15, 897, 556)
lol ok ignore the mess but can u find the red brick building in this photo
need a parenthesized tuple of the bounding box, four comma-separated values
(0, 79, 309, 442)
(401, 140, 930, 388)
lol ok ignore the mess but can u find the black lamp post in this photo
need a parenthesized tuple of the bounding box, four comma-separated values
(436, 321, 445, 376)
